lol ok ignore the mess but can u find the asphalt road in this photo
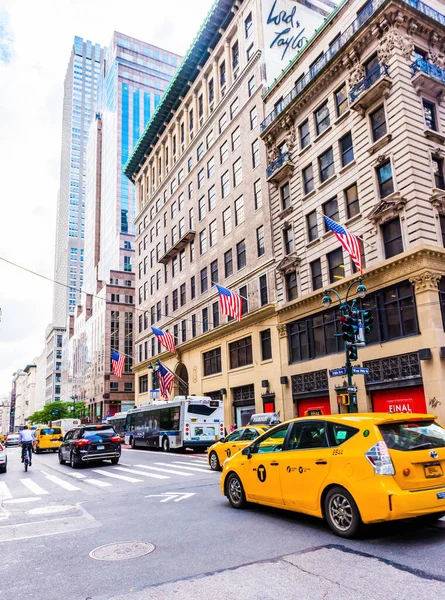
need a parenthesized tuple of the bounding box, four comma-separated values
(1, 445, 444, 600)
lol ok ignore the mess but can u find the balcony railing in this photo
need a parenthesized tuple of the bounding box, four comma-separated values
(158, 229, 195, 265)
(411, 57, 445, 84)
(266, 151, 292, 180)
(349, 63, 389, 103)
(260, 0, 445, 133)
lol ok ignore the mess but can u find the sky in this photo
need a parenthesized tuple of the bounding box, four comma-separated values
(0, 0, 212, 397)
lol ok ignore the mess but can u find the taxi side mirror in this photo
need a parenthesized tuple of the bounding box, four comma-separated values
(242, 446, 252, 459)
(59, 437, 63, 442)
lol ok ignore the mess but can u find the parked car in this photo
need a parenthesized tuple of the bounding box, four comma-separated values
(58, 424, 121, 468)
(0, 442, 7, 473)
(5, 433, 20, 447)
(221, 413, 445, 538)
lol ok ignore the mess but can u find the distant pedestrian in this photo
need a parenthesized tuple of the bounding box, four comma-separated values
(230, 424, 236, 432)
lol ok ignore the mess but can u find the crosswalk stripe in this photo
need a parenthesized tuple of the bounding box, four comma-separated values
(20, 479, 49, 496)
(171, 461, 210, 471)
(134, 464, 193, 477)
(156, 462, 210, 473)
(69, 472, 87, 479)
(0, 482, 12, 500)
(91, 469, 143, 483)
(85, 479, 112, 488)
(43, 474, 81, 491)
(113, 466, 168, 480)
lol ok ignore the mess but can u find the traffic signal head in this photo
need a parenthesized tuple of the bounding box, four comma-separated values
(348, 345, 358, 361)
(340, 312, 359, 343)
(362, 310, 374, 334)
(337, 393, 350, 406)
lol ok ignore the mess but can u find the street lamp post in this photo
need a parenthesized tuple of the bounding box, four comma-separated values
(321, 278, 367, 414)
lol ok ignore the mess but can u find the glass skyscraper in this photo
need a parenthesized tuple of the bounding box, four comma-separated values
(52, 37, 105, 327)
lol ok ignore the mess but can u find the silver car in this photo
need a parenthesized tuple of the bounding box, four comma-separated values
(0, 442, 7, 473)
(5, 433, 20, 447)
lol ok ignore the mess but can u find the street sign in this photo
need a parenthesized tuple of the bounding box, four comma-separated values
(329, 367, 347, 377)
(145, 492, 196, 503)
(352, 367, 370, 375)
(347, 386, 358, 393)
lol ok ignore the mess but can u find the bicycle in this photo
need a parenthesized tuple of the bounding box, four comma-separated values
(21, 443, 32, 472)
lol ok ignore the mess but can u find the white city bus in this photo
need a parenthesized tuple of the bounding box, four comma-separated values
(124, 396, 225, 452)
(106, 412, 128, 440)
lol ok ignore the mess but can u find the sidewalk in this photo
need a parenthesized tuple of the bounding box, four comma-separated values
(107, 545, 445, 600)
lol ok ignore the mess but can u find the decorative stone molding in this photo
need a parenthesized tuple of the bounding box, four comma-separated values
(409, 271, 442, 293)
(348, 63, 365, 88)
(377, 27, 414, 63)
(430, 190, 445, 215)
(277, 324, 288, 339)
(367, 192, 407, 226)
(276, 252, 301, 275)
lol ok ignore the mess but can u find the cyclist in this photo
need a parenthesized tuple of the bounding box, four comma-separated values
(19, 425, 34, 466)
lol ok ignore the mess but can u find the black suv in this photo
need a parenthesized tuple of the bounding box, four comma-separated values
(59, 425, 121, 469)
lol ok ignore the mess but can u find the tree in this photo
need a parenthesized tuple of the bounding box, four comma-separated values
(28, 401, 86, 425)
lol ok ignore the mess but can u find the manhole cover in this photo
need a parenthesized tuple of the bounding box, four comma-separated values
(89, 541, 155, 561)
(28, 504, 76, 516)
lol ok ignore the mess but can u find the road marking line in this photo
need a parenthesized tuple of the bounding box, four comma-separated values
(171, 461, 211, 471)
(69, 472, 87, 479)
(119, 462, 131, 466)
(134, 464, 193, 477)
(85, 479, 112, 488)
(0, 482, 12, 500)
(113, 466, 169, 480)
(91, 469, 143, 483)
(156, 462, 210, 473)
(4, 497, 41, 504)
(43, 474, 81, 491)
(20, 479, 49, 496)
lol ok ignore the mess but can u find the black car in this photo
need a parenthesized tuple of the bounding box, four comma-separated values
(58, 425, 121, 468)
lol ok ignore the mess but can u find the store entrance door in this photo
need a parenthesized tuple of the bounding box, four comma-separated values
(372, 386, 427, 414)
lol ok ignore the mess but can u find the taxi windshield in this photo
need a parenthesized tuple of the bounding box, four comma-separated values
(379, 421, 445, 451)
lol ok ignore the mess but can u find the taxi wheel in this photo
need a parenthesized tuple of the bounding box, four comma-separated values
(209, 451, 221, 471)
(324, 486, 362, 538)
(227, 473, 246, 509)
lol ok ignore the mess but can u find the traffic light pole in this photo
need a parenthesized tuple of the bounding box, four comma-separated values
(345, 342, 355, 414)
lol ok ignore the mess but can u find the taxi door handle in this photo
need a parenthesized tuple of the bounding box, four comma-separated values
(270, 461, 279, 466)
(315, 460, 327, 465)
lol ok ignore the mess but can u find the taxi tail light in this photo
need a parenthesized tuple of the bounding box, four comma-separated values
(365, 441, 395, 475)
(75, 439, 90, 447)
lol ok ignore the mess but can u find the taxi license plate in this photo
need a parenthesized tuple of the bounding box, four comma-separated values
(97, 445, 105, 450)
(424, 463, 443, 478)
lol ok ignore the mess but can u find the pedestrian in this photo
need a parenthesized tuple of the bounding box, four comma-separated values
(230, 424, 236, 432)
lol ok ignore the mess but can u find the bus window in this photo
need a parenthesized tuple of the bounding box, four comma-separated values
(160, 407, 180, 431)
(187, 404, 218, 416)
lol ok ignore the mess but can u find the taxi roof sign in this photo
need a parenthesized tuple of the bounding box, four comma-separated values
(248, 413, 281, 426)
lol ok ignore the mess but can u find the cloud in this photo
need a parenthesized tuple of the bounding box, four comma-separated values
(0, 0, 211, 395)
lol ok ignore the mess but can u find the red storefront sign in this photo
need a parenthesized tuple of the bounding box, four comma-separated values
(372, 386, 427, 414)
(297, 397, 331, 417)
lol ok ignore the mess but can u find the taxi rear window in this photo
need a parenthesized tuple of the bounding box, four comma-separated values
(327, 423, 359, 446)
(40, 428, 61, 435)
(379, 421, 445, 451)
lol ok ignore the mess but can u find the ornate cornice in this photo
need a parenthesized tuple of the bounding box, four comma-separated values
(410, 270, 442, 292)
(367, 192, 407, 225)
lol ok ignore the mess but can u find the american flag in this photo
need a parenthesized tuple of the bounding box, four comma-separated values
(323, 216, 363, 274)
(111, 350, 125, 378)
(152, 327, 176, 354)
(216, 284, 243, 322)
(157, 362, 175, 399)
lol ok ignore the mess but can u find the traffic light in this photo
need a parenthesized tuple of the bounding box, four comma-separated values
(362, 310, 374, 335)
(348, 345, 358, 361)
(340, 312, 359, 343)
(337, 394, 350, 406)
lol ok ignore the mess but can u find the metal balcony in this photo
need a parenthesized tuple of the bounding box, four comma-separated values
(411, 57, 445, 97)
(158, 229, 196, 265)
(349, 64, 391, 114)
(266, 152, 294, 184)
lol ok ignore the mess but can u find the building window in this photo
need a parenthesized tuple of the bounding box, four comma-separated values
(208, 185, 216, 211)
(220, 60, 226, 87)
(257, 225, 265, 257)
(252, 140, 260, 168)
(202, 307, 209, 333)
(245, 12, 253, 38)
(191, 314, 197, 337)
(156, 301, 162, 321)
(248, 76, 255, 97)
(328, 247, 344, 283)
(307, 210, 318, 242)
(234, 196, 244, 226)
(247, 44, 254, 61)
(239, 285, 248, 316)
(210, 259, 218, 285)
(259, 274, 268, 306)
(231, 126, 241, 151)
(229, 336, 253, 369)
(220, 141, 228, 163)
(179, 251, 185, 272)
(219, 112, 227, 133)
(198, 168, 205, 189)
(221, 171, 230, 198)
(285, 271, 298, 301)
(164, 298, 168, 317)
(224, 249, 233, 277)
(382, 217, 403, 259)
(188, 277, 195, 302)
(223, 207, 232, 235)
(280, 182, 290, 210)
(198, 94, 203, 118)
(311, 258, 323, 290)
(335, 85, 348, 117)
(283, 226, 294, 255)
(188, 157, 193, 172)
(254, 179, 262, 209)
(212, 301, 219, 327)
(236, 240, 246, 270)
(172, 289, 178, 311)
(200, 267, 208, 293)
(345, 183, 360, 219)
(208, 78, 214, 103)
(302, 164, 314, 195)
(339, 132, 354, 166)
(232, 41, 239, 71)
(206, 129, 214, 149)
(370, 105, 387, 142)
(174, 324, 179, 343)
(139, 375, 148, 393)
(433, 156, 445, 189)
(188, 181, 193, 199)
(199, 229, 207, 254)
(180, 283, 186, 307)
(190, 241, 195, 263)
(315, 102, 330, 136)
(323, 197, 339, 231)
(207, 157, 215, 178)
(376, 160, 394, 198)
(260, 329, 272, 361)
(125, 382, 133, 392)
(198, 196, 206, 221)
(230, 97, 239, 119)
(233, 157, 243, 187)
(250, 106, 257, 129)
(203, 348, 222, 376)
(318, 147, 334, 182)
(181, 320, 187, 343)
(299, 119, 310, 149)
(423, 99, 437, 131)
(209, 219, 217, 246)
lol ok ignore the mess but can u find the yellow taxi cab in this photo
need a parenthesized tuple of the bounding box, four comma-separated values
(208, 413, 280, 471)
(33, 426, 63, 453)
(221, 413, 445, 538)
